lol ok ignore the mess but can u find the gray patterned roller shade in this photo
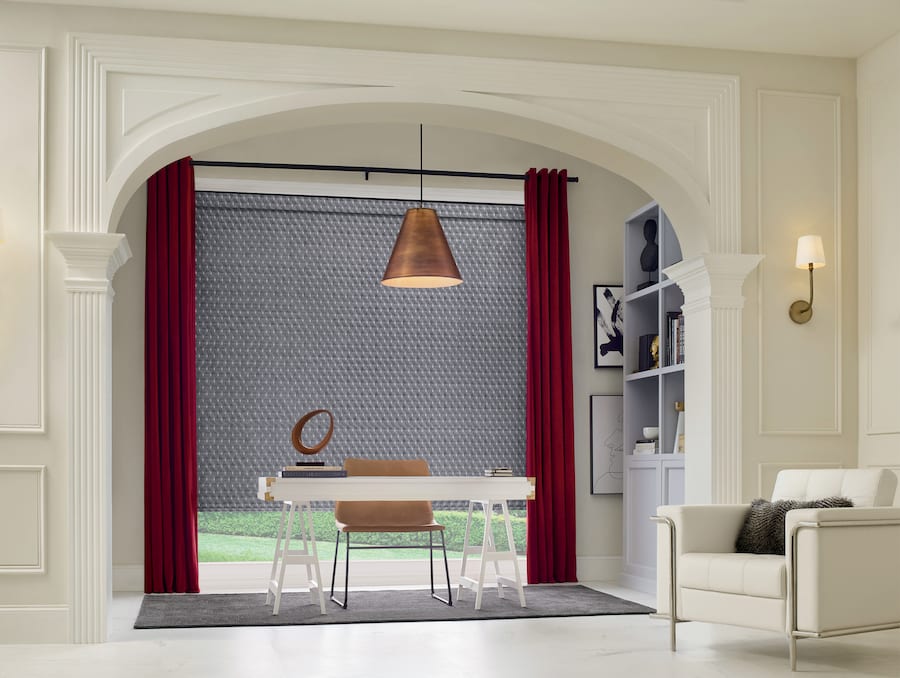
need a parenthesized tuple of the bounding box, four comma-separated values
(195, 192, 526, 510)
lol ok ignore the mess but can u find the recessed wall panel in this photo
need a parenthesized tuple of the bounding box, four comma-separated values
(864, 89, 900, 435)
(0, 47, 44, 432)
(0, 466, 45, 572)
(758, 91, 840, 434)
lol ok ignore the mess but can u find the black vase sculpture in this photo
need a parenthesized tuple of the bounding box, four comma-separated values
(636, 218, 659, 290)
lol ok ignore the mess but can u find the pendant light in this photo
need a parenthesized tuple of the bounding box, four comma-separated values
(381, 125, 463, 288)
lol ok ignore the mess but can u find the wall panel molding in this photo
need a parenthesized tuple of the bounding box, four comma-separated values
(0, 45, 45, 433)
(69, 32, 739, 259)
(757, 90, 841, 435)
(858, 79, 900, 437)
(0, 465, 45, 573)
(0, 605, 68, 643)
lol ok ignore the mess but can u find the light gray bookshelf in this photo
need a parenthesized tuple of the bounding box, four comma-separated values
(620, 200, 686, 594)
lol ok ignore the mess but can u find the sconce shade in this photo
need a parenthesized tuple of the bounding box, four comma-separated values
(381, 208, 463, 288)
(795, 235, 826, 269)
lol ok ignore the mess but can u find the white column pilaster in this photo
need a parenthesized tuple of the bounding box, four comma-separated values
(664, 254, 763, 504)
(48, 232, 132, 643)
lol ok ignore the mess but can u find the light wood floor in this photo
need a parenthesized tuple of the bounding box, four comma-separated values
(0, 584, 898, 677)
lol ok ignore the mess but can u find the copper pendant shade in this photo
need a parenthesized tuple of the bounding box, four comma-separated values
(381, 125, 463, 288)
(382, 208, 462, 288)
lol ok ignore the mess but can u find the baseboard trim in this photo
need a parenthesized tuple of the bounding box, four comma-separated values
(113, 564, 144, 592)
(576, 556, 622, 583)
(619, 571, 657, 596)
(0, 605, 69, 643)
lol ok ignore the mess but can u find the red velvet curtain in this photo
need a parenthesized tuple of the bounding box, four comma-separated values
(524, 168, 577, 584)
(144, 157, 200, 593)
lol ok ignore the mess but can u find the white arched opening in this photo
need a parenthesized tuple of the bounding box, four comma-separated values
(49, 32, 761, 642)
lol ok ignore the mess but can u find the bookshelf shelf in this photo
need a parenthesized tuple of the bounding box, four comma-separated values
(620, 200, 686, 594)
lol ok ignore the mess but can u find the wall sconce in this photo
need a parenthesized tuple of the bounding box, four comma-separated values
(789, 235, 826, 324)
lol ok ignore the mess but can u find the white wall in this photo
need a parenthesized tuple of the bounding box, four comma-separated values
(857, 32, 900, 504)
(0, 1, 862, 639)
(111, 123, 651, 583)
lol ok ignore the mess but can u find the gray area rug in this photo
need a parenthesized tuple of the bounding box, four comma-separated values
(134, 585, 652, 628)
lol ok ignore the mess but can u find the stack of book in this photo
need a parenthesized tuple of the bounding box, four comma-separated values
(484, 466, 514, 477)
(278, 461, 347, 478)
(632, 439, 658, 455)
(665, 311, 686, 366)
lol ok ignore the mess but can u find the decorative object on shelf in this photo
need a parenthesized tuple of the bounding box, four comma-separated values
(291, 409, 335, 455)
(382, 124, 462, 288)
(673, 401, 685, 454)
(590, 394, 624, 494)
(593, 284, 624, 368)
(638, 334, 660, 370)
(636, 218, 659, 290)
(789, 234, 825, 324)
(642, 426, 659, 441)
(638, 334, 654, 371)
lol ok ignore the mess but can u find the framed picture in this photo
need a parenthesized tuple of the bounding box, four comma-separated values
(593, 284, 624, 368)
(590, 394, 624, 494)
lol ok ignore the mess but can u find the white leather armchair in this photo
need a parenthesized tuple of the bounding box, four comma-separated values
(653, 469, 900, 670)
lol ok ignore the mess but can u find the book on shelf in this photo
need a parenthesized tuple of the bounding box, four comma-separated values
(283, 465, 343, 471)
(633, 439, 658, 455)
(484, 467, 514, 476)
(664, 311, 685, 366)
(278, 469, 347, 478)
(285, 460, 326, 467)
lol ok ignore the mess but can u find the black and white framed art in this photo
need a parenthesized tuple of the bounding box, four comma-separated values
(593, 284, 624, 368)
(590, 394, 624, 494)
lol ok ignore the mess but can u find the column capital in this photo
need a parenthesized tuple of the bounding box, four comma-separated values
(47, 232, 132, 294)
(664, 253, 763, 312)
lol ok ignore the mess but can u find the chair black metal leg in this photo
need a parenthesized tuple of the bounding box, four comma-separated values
(344, 533, 350, 607)
(430, 530, 452, 606)
(429, 531, 435, 595)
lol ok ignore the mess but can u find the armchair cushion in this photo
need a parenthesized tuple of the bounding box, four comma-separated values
(735, 496, 853, 555)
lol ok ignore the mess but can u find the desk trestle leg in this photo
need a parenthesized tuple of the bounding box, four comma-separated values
(456, 499, 526, 610)
(266, 501, 326, 615)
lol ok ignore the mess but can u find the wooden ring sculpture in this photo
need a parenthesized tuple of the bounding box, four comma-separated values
(291, 409, 335, 455)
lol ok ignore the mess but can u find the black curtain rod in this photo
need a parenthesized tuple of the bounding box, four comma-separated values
(190, 159, 579, 183)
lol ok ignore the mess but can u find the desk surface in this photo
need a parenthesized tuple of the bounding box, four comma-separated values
(258, 475, 535, 503)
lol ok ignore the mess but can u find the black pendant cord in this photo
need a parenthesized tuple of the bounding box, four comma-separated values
(420, 123, 424, 208)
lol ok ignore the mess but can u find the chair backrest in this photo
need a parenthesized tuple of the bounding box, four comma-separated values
(771, 468, 897, 507)
(334, 458, 435, 528)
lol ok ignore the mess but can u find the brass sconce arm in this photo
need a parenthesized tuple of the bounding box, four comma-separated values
(789, 263, 815, 324)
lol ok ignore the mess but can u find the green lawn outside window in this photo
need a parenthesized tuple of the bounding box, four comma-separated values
(198, 509, 526, 562)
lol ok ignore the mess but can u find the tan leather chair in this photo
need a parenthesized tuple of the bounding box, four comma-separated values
(654, 468, 900, 670)
(330, 457, 452, 608)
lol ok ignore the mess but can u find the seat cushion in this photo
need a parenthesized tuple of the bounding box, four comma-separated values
(679, 553, 786, 599)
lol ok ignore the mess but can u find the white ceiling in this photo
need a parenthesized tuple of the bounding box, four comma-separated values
(11, 0, 900, 58)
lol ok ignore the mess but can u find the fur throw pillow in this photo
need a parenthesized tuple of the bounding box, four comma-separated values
(735, 496, 853, 555)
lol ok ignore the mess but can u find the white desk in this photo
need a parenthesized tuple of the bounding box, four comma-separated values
(257, 475, 535, 613)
